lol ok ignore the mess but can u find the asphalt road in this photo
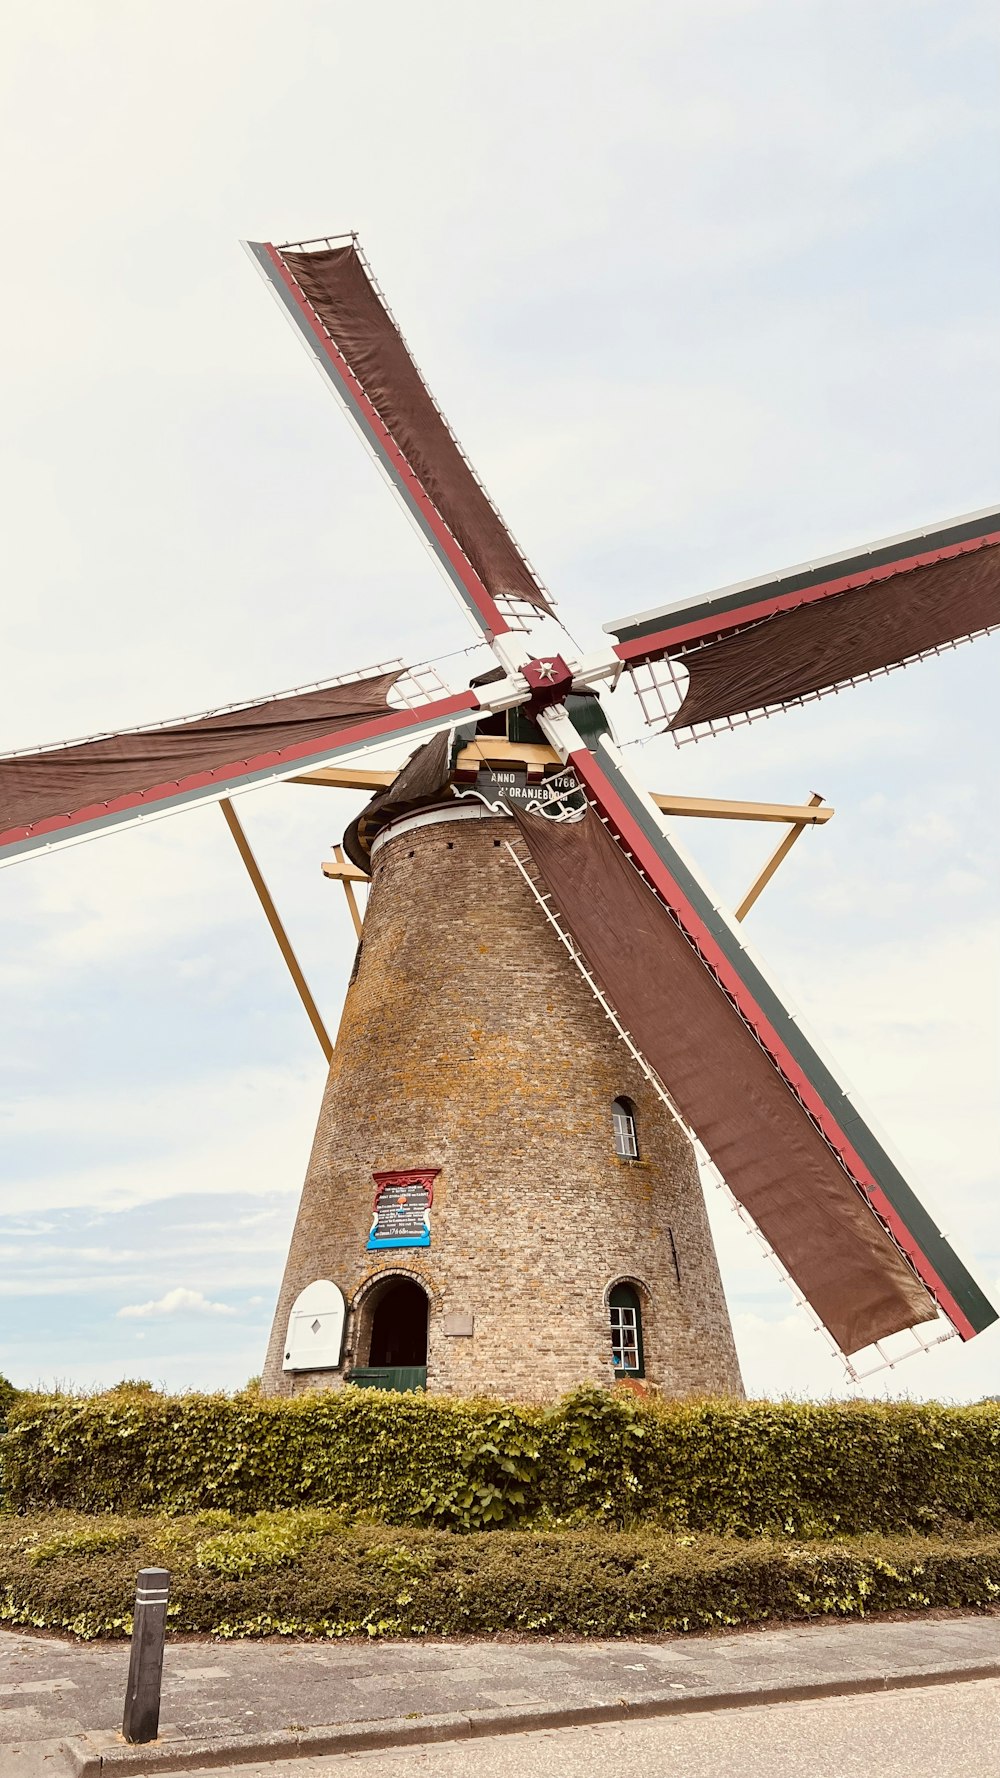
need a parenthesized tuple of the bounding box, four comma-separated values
(174, 1676, 1000, 1778)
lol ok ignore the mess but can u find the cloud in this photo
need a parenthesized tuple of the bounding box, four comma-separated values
(117, 1287, 236, 1321)
(0, 1064, 320, 1215)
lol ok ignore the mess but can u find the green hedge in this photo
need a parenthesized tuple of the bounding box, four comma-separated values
(2, 1509, 1000, 1640)
(0, 1376, 20, 1430)
(6, 1387, 1000, 1536)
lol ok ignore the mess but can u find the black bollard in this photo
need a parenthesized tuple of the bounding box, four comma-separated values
(122, 1567, 170, 1744)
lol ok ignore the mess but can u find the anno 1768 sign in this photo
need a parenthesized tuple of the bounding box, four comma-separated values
(367, 1168, 439, 1250)
(474, 765, 582, 815)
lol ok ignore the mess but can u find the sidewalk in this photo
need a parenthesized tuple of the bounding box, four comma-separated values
(3, 1613, 999, 1776)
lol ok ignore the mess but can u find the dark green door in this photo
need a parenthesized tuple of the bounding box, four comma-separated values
(348, 1366, 427, 1393)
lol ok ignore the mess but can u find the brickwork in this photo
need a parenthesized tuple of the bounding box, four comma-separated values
(262, 807, 743, 1402)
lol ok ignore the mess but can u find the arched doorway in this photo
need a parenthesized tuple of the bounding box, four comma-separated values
(369, 1278, 428, 1367)
(350, 1275, 429, 1392)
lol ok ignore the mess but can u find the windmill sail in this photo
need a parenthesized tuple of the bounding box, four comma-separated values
(607, 508, 1000, 736)
(0, 671, 478, 866)
(516, 736, 996, 1357)
(246, 237, 554, 641)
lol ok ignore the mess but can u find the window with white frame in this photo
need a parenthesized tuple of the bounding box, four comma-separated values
(612, 1097, 638, 1159)
(609, 1282, 644, 1376)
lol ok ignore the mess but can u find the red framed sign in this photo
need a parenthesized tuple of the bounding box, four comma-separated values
(367, 1169, 439, 1251)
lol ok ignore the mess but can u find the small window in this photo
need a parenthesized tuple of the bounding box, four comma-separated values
(612, 1097, 638, 1159)
(609, 1282, 644, 1377)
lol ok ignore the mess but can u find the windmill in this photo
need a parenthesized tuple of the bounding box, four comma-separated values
(2, 232, 997, 1401)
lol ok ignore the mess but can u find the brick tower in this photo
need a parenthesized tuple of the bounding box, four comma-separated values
(262, 781, 744, 1402)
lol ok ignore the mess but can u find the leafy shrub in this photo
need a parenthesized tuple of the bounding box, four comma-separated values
(0, 1376, 20, 1431)
(1, 1509, 999, 1641)
(26, 1522, 135, 1566)
(5, 1387, 1000, 1537)
(413, 1406, 543, 1529)
(195, 1508, 344, 1577)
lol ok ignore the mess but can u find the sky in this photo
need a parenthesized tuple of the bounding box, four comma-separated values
(0, 0, 997, 1402)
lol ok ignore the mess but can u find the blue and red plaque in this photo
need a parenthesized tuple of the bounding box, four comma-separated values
(367, 1168, 439, 1250)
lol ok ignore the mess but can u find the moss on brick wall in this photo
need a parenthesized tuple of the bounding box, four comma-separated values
(6, 1386, 1000, 1536)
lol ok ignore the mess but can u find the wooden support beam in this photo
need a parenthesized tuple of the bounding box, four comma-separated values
(220, 798, 333, 1062)
(734, 793, 825, 923)
(290, 765, 396, 791)
(289, 757, 833, 831)
(454, 738, 561, 772)
(651, 792, 833, 825)
(296, 742, 563, 788)
(327, 845, 366, 941)
(321, 856, 370, 883)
